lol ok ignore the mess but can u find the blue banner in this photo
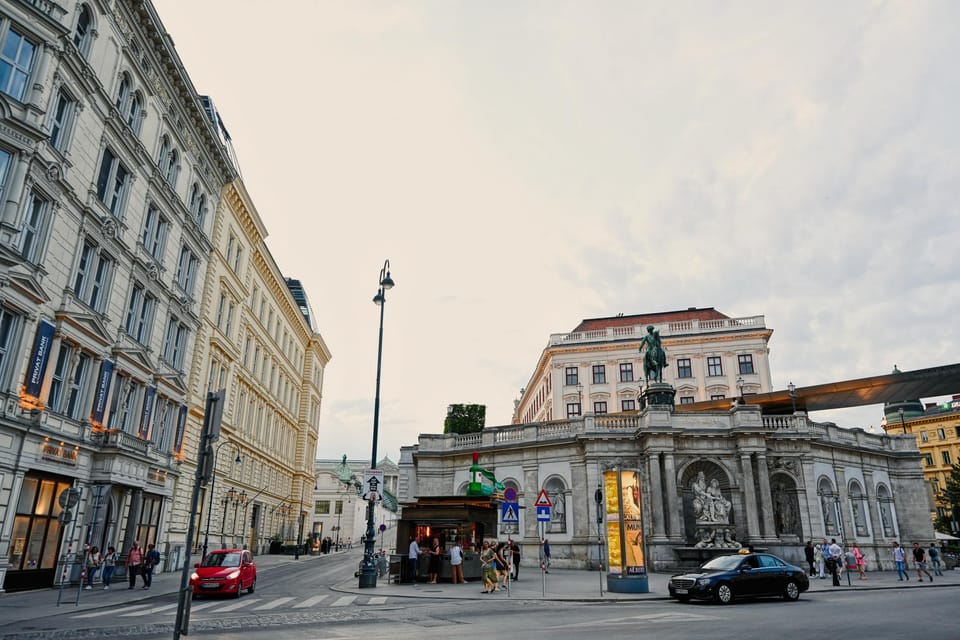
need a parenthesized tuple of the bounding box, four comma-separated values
(90, 359, 114, 429)
(139, 386, 156, 440)
(22, 319, 55, 401)
(174, 404, 188, 456)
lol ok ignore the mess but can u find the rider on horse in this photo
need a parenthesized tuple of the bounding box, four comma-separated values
(640, 325, 667, 383)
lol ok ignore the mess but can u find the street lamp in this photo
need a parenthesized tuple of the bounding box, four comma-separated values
(787, 382, 797, 413)
(898, 407, 907, 434)
(202, 441, 241, 558)
(577, 382, 584, 416)
(360, 259, 394, 588)
(220, 487, 237, 548)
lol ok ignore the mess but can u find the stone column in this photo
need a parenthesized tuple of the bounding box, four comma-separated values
(740, 454, 761, 540)
(1, 152, 31, 230)
(663, 452, 683, 540)
(523, 465, 540, 541)
(755, 454, 777, 539)
(122, 488, 143, 554)
(647, 452, 665, 539)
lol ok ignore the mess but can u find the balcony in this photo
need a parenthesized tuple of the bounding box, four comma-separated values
(548, 315, 767, 347)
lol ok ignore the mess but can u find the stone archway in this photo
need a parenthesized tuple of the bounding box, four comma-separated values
(679, 460, 737, 547)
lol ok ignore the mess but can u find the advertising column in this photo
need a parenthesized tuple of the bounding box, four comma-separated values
(604, 468, 649, 593)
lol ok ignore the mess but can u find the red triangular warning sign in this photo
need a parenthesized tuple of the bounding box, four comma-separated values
(535, 489, 552, 507)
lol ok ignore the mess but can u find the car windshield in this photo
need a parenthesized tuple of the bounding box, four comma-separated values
(202, 552, 242, 568)
(700, 554, 744, 571)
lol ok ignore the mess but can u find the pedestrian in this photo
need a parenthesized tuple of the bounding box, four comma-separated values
(449, 539, 465, 584)
(852, 542, 867, 580)
(510, 539, 521, 581)
(495, 541, 510, 589)
(407, 536, 421, 584)
(804, 541, 815, 577)
(101, 546, 118, 589)
(84, 546, 102, 589)
(928, 543, 943, 576)
(912, 542, 933, 582)
(126, 541, 143, 589)
(542, 538, 551, 573)
(347, 537, 352, 550)
(427, 537, 441, 584)
(892, 541, 909, 581)
(480, 541, 497, 593)
(814, 541, 825, 579)
(141, 543, 161, 589)
(827, 538, 843, 586)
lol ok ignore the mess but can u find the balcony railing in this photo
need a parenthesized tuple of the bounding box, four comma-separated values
(548, 315, 766, 347)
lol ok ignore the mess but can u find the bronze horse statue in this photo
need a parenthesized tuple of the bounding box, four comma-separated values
(640, 325, 667, 383)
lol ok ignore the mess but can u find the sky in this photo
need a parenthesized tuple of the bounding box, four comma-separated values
(152, 1, 959, 464)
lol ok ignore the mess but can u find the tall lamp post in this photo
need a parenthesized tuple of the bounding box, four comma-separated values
(295, 481, 307, 560)
(577, 382, 584, 415)
(787, 382, 797, 414)
(898, 407, 907, 434)
(359, 259, 394, 588)
(202, 441, 241, 558)
(220, 488, 237, 548)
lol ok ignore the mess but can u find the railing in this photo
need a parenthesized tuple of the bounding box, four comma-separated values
(549, 315, 766, 346)
(595, 414, 639, 430)
(96, 429, 151, 456)
(762, 415, 805, 430)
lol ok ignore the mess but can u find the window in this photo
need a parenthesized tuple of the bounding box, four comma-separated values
(124, 283, 155, 344)
(126, 91, 142, 132)
(108, 375, 143, 433)
(676, 358, 692, 378)
(135, 495, 162, 548)
(73, 242, 113, 311)
(0, 148, 10, 198)
(707, 356, 723, 377)
(594, 401, 607, 415)
(176, 245, 199, 295)
(73, 5, 93, 56)
(937, 428, 946, 440)
(189, 183, 207, 227)
(115, 73, 129, 111)
(49, 89, 76, 152)
(165, 148, 179, 186)
(737, 354, 754, 375)
(710, 394, 726, 400)
(0, 25, 36, 101)
(48, 345, 90, 419)
(619, 363, 633, 382)
(157, 135, 170, 171)
(95, 148, 130, 216)
(314, 500, 330, 515)
(923, 454, 934, 466)
(956, 426, 960, 439)
(680, 396, 695, 405)
(621, 399, 636, 411)
(334, 500, 343, 515)
(227, 234, 243, 273)
(566, 403, 581, 418)
(592, 365, 606, 384)
(943, 451, 952, 465)
(162, 316, 188, 369)
(19, 190, 49, 263)
(565, 367, 578, 386)
(920, 431, 929, 442)
(140, 204, 169, 260)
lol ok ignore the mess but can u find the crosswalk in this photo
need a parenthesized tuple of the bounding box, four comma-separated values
(70, 594, 387, 619)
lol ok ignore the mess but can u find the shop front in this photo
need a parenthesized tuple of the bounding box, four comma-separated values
(6, 473, 75, 592)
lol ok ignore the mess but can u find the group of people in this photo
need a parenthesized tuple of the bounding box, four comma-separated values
(479, 540, 523, 593)
(83, 541, 160, 590)
(805, 539, 943, 586)
(407, 535, 529, 589)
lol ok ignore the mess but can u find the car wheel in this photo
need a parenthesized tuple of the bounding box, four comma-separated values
(783, 580, 800, 601)
(715, 582, 734, 604)
(233, 581, 242, 599)
(248, 578, 256, 594)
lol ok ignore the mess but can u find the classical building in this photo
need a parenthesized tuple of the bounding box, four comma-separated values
(513, 308, 774, 423)
(0, 0, 329, 591)
(311, 456, 398, 552)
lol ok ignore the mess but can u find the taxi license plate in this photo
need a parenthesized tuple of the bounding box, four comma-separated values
(674, 588, 688, 595)
(202, 582, 220, 589)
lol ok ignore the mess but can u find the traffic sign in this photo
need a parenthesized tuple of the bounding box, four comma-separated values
(363, 469, 384, 501)
(535, 489, 552, 508)
(501, 502, 519, 523)
(504, 487, 518, 502)
(536, 506, 551, 522)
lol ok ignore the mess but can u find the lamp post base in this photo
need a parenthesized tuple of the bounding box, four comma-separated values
(358, 567, 378, 588)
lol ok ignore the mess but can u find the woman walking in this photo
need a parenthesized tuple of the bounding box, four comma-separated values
(495, 542, 510, 590)
(480, 541, 497, 593)
(852, 542, 867, 579)
(101, 546, 118, 589)
(84, 546, 102, 589)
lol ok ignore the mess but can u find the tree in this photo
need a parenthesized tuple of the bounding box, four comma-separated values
(444, 404, 486, 434)
(934, 462, 960, 535)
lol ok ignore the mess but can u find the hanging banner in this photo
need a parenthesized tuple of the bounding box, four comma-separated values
(89, 359, 114, 431)
(19, 319, 56, 409)
(173, 404, 188, 458)
(138, 386, 156, 440)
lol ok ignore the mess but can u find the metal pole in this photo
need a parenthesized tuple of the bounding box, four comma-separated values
(595, 484, 604, 596)
(56, 487, 82, 607)
(295, 484, 305, 560)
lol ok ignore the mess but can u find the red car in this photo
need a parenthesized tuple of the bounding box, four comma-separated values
(190, 549, 256, 598)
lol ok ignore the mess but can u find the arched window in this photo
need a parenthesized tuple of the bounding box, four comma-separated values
(544, 477, 567, 534)
(127, 91, 143, 133)
(165, 149, 179, 186)
(73, 5, 94, 57)
(115, 73, 130, 111)
(817, 477, 839, 536)
(157, 135, 170, 169)
(848, 480, 869, 537)
(876, 484, 895, 537)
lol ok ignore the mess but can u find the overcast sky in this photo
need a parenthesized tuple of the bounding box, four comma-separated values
(153, 1, 959, 464)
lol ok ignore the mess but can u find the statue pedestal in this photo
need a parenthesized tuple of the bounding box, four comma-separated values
(640, 383, 675, 410)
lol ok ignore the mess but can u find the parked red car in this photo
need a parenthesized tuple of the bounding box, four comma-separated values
(190, 549, 256, 598)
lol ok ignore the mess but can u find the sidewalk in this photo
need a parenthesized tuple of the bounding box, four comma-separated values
(332, 566, 960, 602)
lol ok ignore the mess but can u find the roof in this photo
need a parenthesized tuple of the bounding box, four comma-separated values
(572, 307, 729, 332)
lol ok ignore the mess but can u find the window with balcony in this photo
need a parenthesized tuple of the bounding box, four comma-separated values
(592, 364, 606, 384)
(707, 356, 723, 377)
(19, 190, 50, 264)
(73, 242, 114, 312)
(594, 401, 607, 415)
(676, 358, 692, 378)
(737, 354, 754, 375)
(565, 367, 578, 386)
(619, 362, 634, 382)
(621, 399, 636, 411)
(49, 89, 77, 152)
(95, 148, 130, 216)
(0, 25, 36, 101)
(108, 375, 144, 434)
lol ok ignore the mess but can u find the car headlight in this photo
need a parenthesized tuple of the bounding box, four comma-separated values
(695, 578, 709, 586)
(226, 570, 241, 580)
(190, 572, 198, 581)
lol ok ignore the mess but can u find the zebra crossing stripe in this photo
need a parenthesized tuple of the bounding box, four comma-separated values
(216, 598, 260, 612)
(252, 596, 295, 610)
(366, 597, 387, 605)
(293, 595, 327, 608)
(72, 604, 153, 619)
(119, 603, 178, 617)
(331, 596, 356, 607)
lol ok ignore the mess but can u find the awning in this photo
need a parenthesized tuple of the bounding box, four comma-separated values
(935, 531, 959, 541)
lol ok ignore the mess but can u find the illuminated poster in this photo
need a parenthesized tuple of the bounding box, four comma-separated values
(604, 469, 646, 576)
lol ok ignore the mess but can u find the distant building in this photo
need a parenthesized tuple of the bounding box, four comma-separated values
(513, 308, 774, 423)
(311, 457, 399, 552)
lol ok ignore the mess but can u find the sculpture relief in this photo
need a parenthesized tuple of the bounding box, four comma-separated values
(691, 471, 731, 524)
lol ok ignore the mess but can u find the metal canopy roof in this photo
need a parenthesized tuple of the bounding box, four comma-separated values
(674, 363, 960, 415)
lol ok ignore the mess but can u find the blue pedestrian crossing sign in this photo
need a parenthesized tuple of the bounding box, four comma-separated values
(501, 502, 519, 523)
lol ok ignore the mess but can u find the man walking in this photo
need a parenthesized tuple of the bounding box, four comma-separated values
(510, 539, 521, 581)
(912, 542, 933, 582)
(141, 543, 161, 589)
(928, 543, 943, 576)
(892, 541, 909, 581)
(827, 539, 843, 586)
(804, 541, 815, 577)
(541, 538, 551, 573)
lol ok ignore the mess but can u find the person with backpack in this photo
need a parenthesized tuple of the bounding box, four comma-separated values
(141, 543, 161, 589)
(101, 546, 118, 589)
(84, 546, 102, 589)
(928, 543, 943, 576)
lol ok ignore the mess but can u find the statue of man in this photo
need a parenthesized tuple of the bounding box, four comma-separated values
(639, 325, 668, 383)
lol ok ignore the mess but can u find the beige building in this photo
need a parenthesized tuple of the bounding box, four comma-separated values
(514, 308, 774, 424)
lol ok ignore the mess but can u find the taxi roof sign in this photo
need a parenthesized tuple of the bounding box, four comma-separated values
(534, 489, 552, 508)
